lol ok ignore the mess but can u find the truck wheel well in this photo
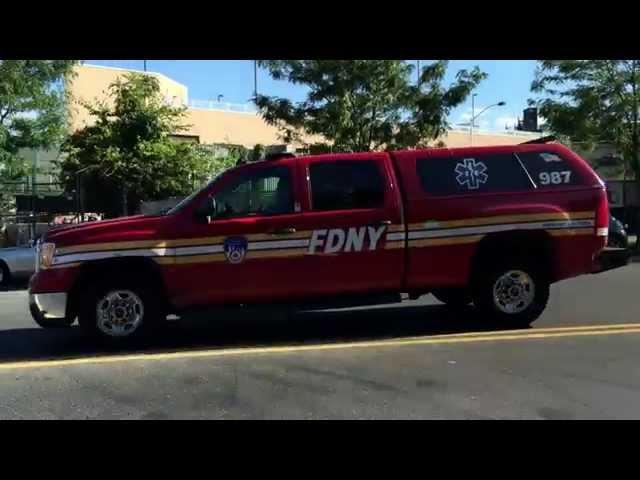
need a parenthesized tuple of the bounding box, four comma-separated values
(471, 230, 556, 284)
(67, 257, 169, 319)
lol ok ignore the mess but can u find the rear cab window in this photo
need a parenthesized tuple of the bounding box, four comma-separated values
(416, 152, 534, 196)
(516, 150, 582, 188)
(309, 160, 386, 211)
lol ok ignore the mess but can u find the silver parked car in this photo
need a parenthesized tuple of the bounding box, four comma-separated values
(0, 241, 36, 287)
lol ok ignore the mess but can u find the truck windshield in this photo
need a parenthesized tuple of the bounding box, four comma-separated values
(165, 174, 222, 215)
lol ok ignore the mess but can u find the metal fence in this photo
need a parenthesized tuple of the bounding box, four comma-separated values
(188, 100, 258, 114)
(1, 181, 65, 195)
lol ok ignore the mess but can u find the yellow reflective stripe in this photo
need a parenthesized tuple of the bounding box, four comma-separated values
(384, 240, 405, 249)
(548, 228, 594, 237)
(56, 240, 165, 255)
(408, 211, 595, 231)
(387, 224, 405, 233)
(248, 248, 308, 259)
(409, 235, 485, 248)
(48, 262, 83, 270)
(170, 253, 226, 265)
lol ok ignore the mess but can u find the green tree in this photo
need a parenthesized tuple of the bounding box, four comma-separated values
(194, 143, 248, 170)
(530, 60, 640, 248)
(530, 61, 640, 180)
(0, 60, 77, 211)
(255, 60, 487, 152)
(59, 73, 215, 217)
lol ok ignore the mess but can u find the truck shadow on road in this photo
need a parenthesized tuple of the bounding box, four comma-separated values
(0, 302, 523, 364)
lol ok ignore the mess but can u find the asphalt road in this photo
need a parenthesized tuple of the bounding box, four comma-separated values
(1, 264, 639, 419)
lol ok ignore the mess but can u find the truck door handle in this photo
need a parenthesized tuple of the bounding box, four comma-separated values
(270, 227, 297, 235)
(378, 220, 392, 226)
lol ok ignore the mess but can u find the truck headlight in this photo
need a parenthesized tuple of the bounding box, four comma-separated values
(39, 243, 56, 270)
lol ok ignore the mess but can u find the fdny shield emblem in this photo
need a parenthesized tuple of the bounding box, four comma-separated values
(224, 236, 248, 264)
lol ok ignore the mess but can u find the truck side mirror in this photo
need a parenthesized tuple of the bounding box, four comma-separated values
(195, 197, 217, 223)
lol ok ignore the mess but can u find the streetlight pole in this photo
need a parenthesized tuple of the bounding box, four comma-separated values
(144, 60, 147, 72)
(470, 94, 477, 146)
(469, 95, 506, 146)
(253, 60, 258, 100)
(417, 60, 421, 86)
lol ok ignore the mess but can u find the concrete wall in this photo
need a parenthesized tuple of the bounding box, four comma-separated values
(67, 64, 189, 133)
(185, 107, 284, 148)
(436, 129, 538, 148)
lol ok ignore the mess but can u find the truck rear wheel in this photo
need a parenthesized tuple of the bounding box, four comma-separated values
(78, 280, 162, 343)
(0, 261, 11, 289)
(431, 288, 472, 308)
(472, 260, 549, 328)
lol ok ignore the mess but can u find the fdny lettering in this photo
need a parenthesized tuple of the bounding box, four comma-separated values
(308, 226, 387, 254)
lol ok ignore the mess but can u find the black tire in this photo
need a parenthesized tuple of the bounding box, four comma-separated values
(608, 235, 627, 249)
(432, 288, 472, 308)
(472, 258, 550, 328)
(0, 261, 10, 289)
(78, 279, 163, 343)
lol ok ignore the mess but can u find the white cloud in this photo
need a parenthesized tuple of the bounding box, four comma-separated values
(494, 115, 519, 130)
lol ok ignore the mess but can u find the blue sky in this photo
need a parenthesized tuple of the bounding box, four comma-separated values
(86, 60, 538, 133)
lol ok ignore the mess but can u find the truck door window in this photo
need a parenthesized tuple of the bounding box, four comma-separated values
(309, 160, 385, 211)
(207, 165, 293, 218)
(416, 153, 533, 196)
(516, 151, 581, 187)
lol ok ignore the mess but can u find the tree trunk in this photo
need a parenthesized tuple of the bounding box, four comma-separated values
(632, 122, 639, 250)
(630, 60, 640, 250)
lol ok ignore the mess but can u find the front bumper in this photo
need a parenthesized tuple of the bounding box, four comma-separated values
(592, 247, 631, 274)
(29, 292, 68, 321)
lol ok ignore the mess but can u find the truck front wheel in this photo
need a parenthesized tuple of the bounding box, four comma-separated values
(78, 280, 162, 342)
(472, 260, 549, 328)
(0, 261, 11, 289)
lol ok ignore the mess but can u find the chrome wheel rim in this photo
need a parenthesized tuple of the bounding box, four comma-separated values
(96, 290, 144, 337)
(492, 270, 535, 315)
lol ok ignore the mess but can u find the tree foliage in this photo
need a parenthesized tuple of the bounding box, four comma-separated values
(0, 60, 77, 211)
(254, 60, 487, 152)
(59, 73, 218, 216)
(530, 60, 640, 179)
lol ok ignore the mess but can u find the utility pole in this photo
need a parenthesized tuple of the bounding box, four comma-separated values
(144, 60, 147, 72)
(470, 94, 477, 146)
(254, 60, 258, 99)
(417, 60, 421, 85)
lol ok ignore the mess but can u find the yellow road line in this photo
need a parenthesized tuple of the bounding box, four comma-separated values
(1, 323, 640, 371)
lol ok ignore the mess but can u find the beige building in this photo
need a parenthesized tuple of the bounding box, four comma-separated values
(66, 63, 539, 150)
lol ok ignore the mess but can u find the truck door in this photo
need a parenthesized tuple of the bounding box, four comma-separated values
(169, 160, 311, 307)
(293, 153, 405, 296)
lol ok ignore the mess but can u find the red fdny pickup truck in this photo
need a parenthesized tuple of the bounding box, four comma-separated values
(29, 143, 628, 342)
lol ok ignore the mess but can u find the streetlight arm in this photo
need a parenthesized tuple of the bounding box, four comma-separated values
(471, 102, 506, 123)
